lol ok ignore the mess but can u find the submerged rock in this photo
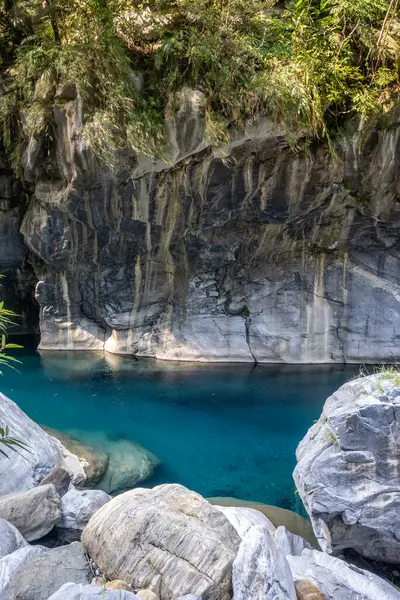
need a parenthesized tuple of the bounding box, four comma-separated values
(0, 517, 28, 559)
(47, 583, 140, 599)
(82, 483, 241, 600)
(8, 541, 91, 600)
(232, 525, 296, 600)
(0, 392, 86, 494)
(59, 488, 111, 530)
(0, 484, 60, 541)
(288, 549, 400, 600)
(43, 428, 109, 487)
(294, 374, 400, 562)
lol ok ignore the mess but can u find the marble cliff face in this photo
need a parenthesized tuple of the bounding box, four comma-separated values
(1, 88, 400, 362)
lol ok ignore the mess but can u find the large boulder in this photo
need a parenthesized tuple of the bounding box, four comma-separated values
(0, 546, 48, 599)
(82, 484, 241, 600)
(288, 549, 400, 600)
(0, 392, 86, 494)
(8, 541, 91, 600)
(232, 525, 296, 600)
(0, 484, 60, 541)
(95, 438, 160, 495)
(47, 583, 140, 599)
(0, 517, 28, 559)
(59, 488, 111, 530)
(294, 374, 400, 562)
(43, 428, 109, 487)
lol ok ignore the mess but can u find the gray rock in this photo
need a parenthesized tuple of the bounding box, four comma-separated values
(0, 484, 60, 541)
(40, 467, 71, 497)
(274, 526, 312, 557)
(0, 546, 48, 599)
(96, 438, 160, 494)
(59, 488, 111, 530)
(9, 541, 91, 600)
(0, 392, 86, 494)
(215, 505, 275, 539)
(176, 597, 202, 600)
(232, 525, 297, 600)
(47, 583, 140, 599)
(294, 374, 400, 562)
(82, 484, 241, 600)
(0, 517, 28, 559)
(288, 549, 400, 600)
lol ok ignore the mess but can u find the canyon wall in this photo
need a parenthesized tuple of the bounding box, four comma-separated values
(1, 89, 400, 362)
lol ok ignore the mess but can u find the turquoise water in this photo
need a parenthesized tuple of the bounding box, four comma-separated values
(1, 339, 359, 511)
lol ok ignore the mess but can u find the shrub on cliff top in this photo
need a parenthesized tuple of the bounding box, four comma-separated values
(0, 0, 399, 169)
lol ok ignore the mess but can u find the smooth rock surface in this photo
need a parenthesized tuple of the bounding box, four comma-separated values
(59, 488, 111, 530)
(9, 541, 91, 600)
(43, 428, 109, 487)
(136, 591, 160, 600)
(0, 517, 28, 559)
(0, 484, 60, 541)
(232, 525, 297, 600)
(216, 505, 275, 539)
(0, 546, 48, 600)
(294, 374, 400, 562)
(0, 392, 86, 494)
(82, 484, 241, 600)
(40, 467, 71, 497)
(288, 549, 400, 600)
(47, 583, 140, 599)
(96, 438, 160, 494)
(106, 581, 133, 591)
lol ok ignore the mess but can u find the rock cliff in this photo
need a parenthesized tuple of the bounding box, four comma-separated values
(2, 89, 400, 362)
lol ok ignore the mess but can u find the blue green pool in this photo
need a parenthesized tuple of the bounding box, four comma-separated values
(1, 340, 359, 511)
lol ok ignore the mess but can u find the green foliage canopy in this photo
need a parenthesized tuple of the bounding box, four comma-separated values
(0, 0, 399, 166)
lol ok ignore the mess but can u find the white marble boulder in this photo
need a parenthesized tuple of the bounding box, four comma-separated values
(215, 506, 276, 539)
(232, 525, 297, 600)
(0, 517, 28, 559)
(0, 484, 60, 541)
(82, 484, 241, 600)
(288, 549, 400, 600)
(59, 488, 111, 530)
(0, 546, 49, 600)
(0, 392, 86, 494)
(294, 374, 400, 562)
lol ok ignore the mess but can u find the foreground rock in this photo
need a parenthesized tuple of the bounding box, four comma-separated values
(288, 549, 400, 600)
(216, 506, 275, 539)
(48, 583, 140, 599)
(294, 580, 326, 600)
(43, 428, 109, 487)
(0, 518, 28, 559)
(0, 393, 86, 494)
(82, 484, 241, 599)
(8, 541, 91, 600)
(40, 467, 71, 497)
(0, 484, 60, 541)
(0, 546, 48, 599)
(59, 488, 111, 530)
(232, 525, 296, 600)
(294, 374, 400, 562)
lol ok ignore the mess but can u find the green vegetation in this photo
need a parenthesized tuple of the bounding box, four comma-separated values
(0, 0, 399, 169)
(0, 275, 29, 458)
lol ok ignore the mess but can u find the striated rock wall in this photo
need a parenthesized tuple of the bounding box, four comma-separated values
(2, 89, 400, 362)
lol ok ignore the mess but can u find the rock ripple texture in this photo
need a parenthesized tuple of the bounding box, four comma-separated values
(0, 484, 60, 541)
(294, 374, 400, 562)
(0, 392, 86, 494)
(232, 525, 296, 600)
(82, 483, 241, 600)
